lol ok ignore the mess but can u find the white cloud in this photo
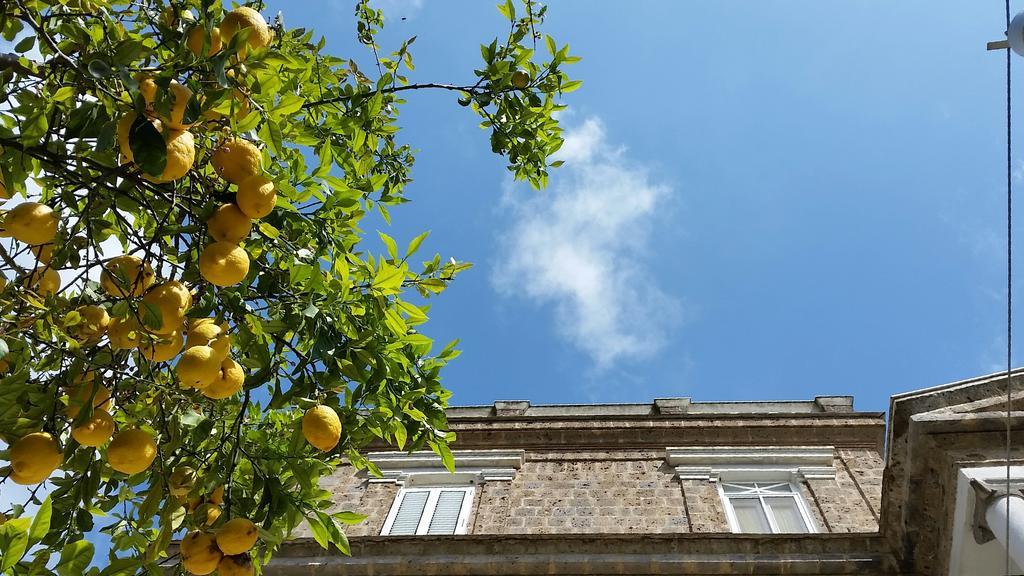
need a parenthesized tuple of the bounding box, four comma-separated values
(492, 117, 679, 369)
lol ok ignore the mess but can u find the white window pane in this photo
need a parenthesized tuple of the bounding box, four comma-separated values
(722, 483, 755, 493)
(388, 491, 429, 535)
(730, 498, 771, 533)
(426, 490, 466, 535)
(764, 497, 809, 533)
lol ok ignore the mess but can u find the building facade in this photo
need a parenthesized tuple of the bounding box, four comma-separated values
(267, 371, 1024, 575)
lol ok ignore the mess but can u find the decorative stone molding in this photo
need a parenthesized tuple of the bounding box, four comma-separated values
(654, 398, 691, 415)
(665, 446, 836, 481)
(365, 449, 526, 486)
(493, 400, 530, 416)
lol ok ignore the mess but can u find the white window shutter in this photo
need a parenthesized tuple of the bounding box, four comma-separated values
(388, 491, 429, 535)
(425, 490, 467, 535)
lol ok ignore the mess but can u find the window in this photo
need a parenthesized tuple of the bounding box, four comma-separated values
(719, 481, 816, 534)
(381, 486, 474, 536)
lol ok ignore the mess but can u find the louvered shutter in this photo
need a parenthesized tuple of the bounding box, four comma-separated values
(387, 491, 429, 535)
(425, 490, 466, 534)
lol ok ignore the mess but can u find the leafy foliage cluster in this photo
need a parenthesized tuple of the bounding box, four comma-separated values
(0, 0, 577, 573)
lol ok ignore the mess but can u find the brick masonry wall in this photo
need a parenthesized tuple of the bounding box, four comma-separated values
(316, 448, 882, 536)
(473, 454, 690, 534)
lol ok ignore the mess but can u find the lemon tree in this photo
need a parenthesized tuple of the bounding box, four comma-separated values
(0, 0, 578, 573)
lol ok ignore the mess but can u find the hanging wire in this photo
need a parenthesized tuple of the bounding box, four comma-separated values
(1005, 0, 1014, 574)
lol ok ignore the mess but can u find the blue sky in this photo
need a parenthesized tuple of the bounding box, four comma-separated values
(259, 0, 1020, 414)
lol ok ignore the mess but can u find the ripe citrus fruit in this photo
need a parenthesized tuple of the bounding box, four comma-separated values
(135, 73, 157, 108)
(162, 81, 195, 130)
(207, 203, 251, 243)
(142, 280, 192, 334)
(107, 315, 143, 349)
(101, 255, 154, 297)
(216, 518, 258, 555)
(211, 138, 261, 184)
(66, 381, 113, 418)
(176, 345, 222, 389)
(5, 202, 57, 245)
(209, 485, 225, 505)
(220, 7, 271, 57)
(71, 409, 115, 447)
(24, 267, 60, 296)
(196, 503, 222, 526)
(187, 25, 222, 57)
(199, 242, 249, 287)
(181, 531, 222, 575)
(139, 329, 183, 362)
(107, 428, 157, 474)
(144, 128, 195, 182)
(302, 405, 341, 452)
(72, 304, 110, 343)
(201, 357, 244, 399)
(31, 243, 54, 264)
(169, 466, 197, 497)
(0, 173, 10, 200)
(218, 554, 254, 576)
(235, 175, 276, 219)
(185, 318, 228, 348)
(9, 432, 62, 485)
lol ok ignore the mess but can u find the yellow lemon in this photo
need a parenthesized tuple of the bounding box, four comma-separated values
(209, 485, 225, 505)
(138, 329, 183, 362)
(66, 381, 113, 418)
(181, 531, 222, 575)
(71, 409, 115, 447)
(9, 432, 62, 485)
(210, 333, 232, 360)
(101, 255, 154, 298)
(216, 518, 258, 555)
(23, 267, 60, 296)
(30, 243, 54, 264)
(144, 128, 195, 182)
(142, 280, 192, 334)
(117, 111, 140, 163)
(201, 357, 244, 399)
(207, 203, 252, 243)
(168, 466, 197, 497)
(211, 138, 261, 184)
(71, 304, 110, 343)
(0, 172, 10, 200)
(107, 429, 157, 475)
(196, 502, 222, 526)
(5, 202, 57, 245)
(199, 242, 249, 287)
(185, 318, 223, 348)
(302, 405, 341, 452)
(159, 81, 195, 131)
(218, 554, 253, 576)
(235, 175, 276, 219)
(107, 315, 143, 350)
(135, 73, 157, 109)
(187, 25, 222, 57)
(220, 7, 271, 58)
(176, 345, 222, 389)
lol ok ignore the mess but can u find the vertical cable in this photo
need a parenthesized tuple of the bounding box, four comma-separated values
(1006, 2, 1014, 574)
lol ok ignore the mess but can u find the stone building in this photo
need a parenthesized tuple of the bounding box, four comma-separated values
(267, 370, 1024, 575)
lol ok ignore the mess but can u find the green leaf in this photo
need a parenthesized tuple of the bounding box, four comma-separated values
(497, 0, 515, 21)
(372, 263, 404, 294)
(129, 117, 167, 177)
(334, 511, 368, 525)
(405, 231, 429, 258)
(28, 496, 52, 544)
(0, 523, 29, 572)
(55, 540, 94, 576)
(378, 232, 398, 260)
(52, 86, 76, 103)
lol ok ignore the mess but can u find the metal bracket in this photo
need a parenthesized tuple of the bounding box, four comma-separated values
(989, 40, 1010, 51)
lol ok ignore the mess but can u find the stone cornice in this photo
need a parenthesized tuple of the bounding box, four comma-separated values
(365, 450, 525, 485)
(666, 446, 836, 481)
(268, 533, 894, 575)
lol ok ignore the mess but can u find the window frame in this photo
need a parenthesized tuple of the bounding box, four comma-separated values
(380, 485, 475, 536)
(717, 480, 818, 534)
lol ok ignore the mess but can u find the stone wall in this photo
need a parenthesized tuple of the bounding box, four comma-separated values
(320, 447, 881, 536)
